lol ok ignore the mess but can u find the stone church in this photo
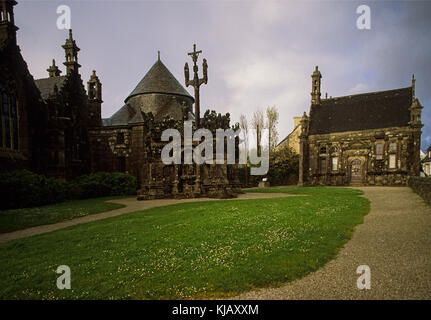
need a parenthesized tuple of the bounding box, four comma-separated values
(294, 66, 423, 186)
(0, 0, 241, 199)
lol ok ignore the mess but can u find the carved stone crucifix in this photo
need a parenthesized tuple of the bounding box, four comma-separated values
(184, 44, 208, 127)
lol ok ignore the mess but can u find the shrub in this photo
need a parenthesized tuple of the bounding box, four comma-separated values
(73, 172, 137, 199)
(0, 170, 70, 210)
(0, 170, 137, 210)
(267, 146, 299, 186)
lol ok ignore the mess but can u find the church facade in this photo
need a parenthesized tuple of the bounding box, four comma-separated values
(0, 0, 241, 199)
(297, 66, 423, 186)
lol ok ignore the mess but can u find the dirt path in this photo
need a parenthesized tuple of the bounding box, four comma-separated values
(234, 187, 431, 299)
(0, 192, 293, 244)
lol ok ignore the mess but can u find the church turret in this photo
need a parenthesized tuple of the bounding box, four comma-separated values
(408, 74, 423, 177)
(0, 0, 18, 49)
(409, 74, 423, 128)
(87, 70, 102, 126)
(62, 29, 81, 75)
(47, 59, 62, 78)
(311, 66, 322, 105)
(87, 70, 102, 101)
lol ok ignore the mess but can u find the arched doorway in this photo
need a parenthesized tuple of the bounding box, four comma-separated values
(350, 159, 363, 184)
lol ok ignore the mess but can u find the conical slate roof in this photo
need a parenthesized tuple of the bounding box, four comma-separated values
(125, 59, 193, 102)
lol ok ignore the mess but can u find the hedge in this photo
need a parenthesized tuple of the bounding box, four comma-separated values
(0, 170, 137, 210)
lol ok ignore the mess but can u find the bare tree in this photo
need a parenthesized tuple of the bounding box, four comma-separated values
(252, 109, 265, 155)
(239, 114, 248, 136)
(239, 114, 249, 186)
(266, 105, 279, 153)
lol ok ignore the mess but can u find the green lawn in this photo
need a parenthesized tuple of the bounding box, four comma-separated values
(0, 197, 125, 233)
(0, 187, 369, 299)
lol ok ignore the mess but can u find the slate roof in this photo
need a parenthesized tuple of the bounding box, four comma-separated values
(34, 76, 67, 101)
(107, 104, 137, 126)
(309, 86, 413, 135)
(125, 59, 193, 102)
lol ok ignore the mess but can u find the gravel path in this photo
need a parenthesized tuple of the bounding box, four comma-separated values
(234, 187, 431, 300)
(0, 192, 293, 244)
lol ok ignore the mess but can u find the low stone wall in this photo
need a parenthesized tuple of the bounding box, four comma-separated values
(408, 176, 431, 203)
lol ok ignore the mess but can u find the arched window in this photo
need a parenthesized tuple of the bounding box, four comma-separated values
(2, 91, 10, 148)
(11, 95, 18, 149)
(0, 82, 19, 150)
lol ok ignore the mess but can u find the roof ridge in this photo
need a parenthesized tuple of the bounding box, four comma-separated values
(323, 86, 411, 101)
(34, 75, 67, 82)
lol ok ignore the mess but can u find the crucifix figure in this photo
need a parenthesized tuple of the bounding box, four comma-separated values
(184, 44, 208, 127)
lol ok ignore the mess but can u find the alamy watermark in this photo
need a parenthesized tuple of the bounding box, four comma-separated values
(161, 121, 269, 176)
(356, 5, 371, 30)
(356, 265, 371, 290)
(56, 265, 71, 290)
(56, 5, 71, 30)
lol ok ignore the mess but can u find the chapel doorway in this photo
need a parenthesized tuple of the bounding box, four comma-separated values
(350, 159, 363, 184)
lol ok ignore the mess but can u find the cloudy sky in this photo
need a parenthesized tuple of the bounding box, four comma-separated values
(14, 0, 431, 150)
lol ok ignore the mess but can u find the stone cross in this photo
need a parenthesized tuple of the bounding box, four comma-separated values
(184, 44, 208, 127)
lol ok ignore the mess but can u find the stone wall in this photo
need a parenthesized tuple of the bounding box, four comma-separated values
(409, 176, 431, 203)
(303, 126, 420, 186)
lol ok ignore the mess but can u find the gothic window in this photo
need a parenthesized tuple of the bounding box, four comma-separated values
(0, 82, 18, 150)
(389, 154, 397, 169)
(320, 158, 327, 172)
(2, 91, 10, 148)
(331, 157, 338, 171)
(320, 146, 327, 154)
(389, 142, 397, 152)
(11, 95, 18, 149)
(376, 143, 384, 160)
(0, 83, 2, 146)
